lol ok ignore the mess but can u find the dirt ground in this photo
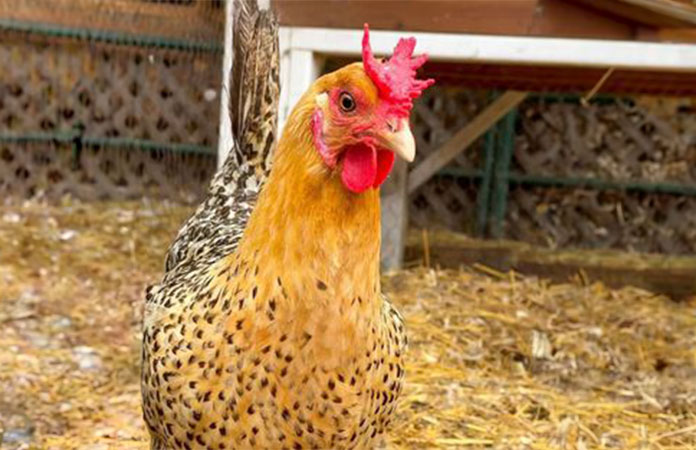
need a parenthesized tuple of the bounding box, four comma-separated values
(1, 199, 695, 449)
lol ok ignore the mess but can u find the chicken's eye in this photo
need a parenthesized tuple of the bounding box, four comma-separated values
(339, 92, 356, 113)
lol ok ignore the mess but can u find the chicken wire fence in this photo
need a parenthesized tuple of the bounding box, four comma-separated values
(0, 0, 223, 202)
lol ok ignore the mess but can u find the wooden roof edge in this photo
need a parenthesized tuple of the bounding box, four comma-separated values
(620, 0, 696, 24)
(421, 62, 696, 97)
(569, 0, 696, 28)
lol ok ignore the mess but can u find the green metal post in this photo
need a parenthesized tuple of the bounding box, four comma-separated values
(475, 127, 497, 237)
(490, 107, 518, 239)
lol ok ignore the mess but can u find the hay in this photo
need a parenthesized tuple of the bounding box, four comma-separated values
(0, 199, 694, 449)
(385, 268, 696, 449)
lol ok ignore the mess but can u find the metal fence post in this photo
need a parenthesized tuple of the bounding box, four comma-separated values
(490, 108, 517, 239)
(380, 159, 409, 270)
(475, 125, 497, 237)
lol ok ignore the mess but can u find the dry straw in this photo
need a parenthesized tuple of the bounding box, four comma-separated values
(0, 200, 694, 449)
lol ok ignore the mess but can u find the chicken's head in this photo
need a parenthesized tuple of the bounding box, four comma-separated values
(310, 24, 434, 194)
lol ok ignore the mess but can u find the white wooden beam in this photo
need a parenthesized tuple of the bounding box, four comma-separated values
(408, 91, 528, 194)
(281, 26, 696, 72)
(380, 159, 409, 270)
(278, 29, 323, 133)
(217, 0, 235, 168)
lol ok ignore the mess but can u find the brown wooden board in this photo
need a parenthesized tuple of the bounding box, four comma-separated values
(423, 63, 696, 97)
(405, 230, 696, 300)
(656, 26, 696, 41)
(570, 0, 696, 28)
(272, 0, 637, 40)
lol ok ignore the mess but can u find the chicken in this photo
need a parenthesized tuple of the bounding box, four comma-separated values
(165, 0, 278, 273)
(141, 22, 433, 450)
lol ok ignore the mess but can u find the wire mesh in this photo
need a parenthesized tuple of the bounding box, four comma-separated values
(0, 0, 223, 202)
(406, 86, 696, 255)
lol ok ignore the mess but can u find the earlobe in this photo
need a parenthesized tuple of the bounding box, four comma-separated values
(315, 92, 329, 110)
(311, 99, 335, 168)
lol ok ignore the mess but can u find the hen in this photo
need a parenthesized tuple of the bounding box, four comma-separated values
(141, 19, 433, 450)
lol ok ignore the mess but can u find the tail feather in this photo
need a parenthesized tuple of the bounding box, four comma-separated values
(162, 0, 279, 273)
(228, 0, 279, 177)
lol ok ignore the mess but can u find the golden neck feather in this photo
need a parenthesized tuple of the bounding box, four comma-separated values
(235, 95, 382, 304)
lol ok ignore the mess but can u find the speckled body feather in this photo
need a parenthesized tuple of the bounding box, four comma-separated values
(142, 10, 409, 450)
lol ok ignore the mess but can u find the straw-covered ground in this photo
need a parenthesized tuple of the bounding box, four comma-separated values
(1, 199, 695, 450)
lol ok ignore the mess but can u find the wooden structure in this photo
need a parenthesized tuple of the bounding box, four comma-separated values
(405, 229, 696, 300)
(268, 0, 696, 269)
(273, 0, 696, 42)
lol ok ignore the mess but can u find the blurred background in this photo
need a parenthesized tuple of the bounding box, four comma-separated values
(1, 1, 695, 449)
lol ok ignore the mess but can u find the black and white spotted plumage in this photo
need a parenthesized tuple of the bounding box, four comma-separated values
(142, 3, 279, 448)
(164, 0, 279, 273)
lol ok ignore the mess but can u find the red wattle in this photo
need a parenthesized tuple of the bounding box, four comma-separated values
(374, 150, 395, 188)
(340, 145, 396, 193)
(341, 144, 377, 193)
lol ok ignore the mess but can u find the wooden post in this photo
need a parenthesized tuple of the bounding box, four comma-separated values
(278, 43, 323, 133)
(217, 0, 235, 167)
(380, 159, 409, 270)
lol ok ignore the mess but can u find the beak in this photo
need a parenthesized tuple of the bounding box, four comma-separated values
(377, 118, 416, 162)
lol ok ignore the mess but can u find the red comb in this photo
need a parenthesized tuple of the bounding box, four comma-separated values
(362, 23, 434, 118)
